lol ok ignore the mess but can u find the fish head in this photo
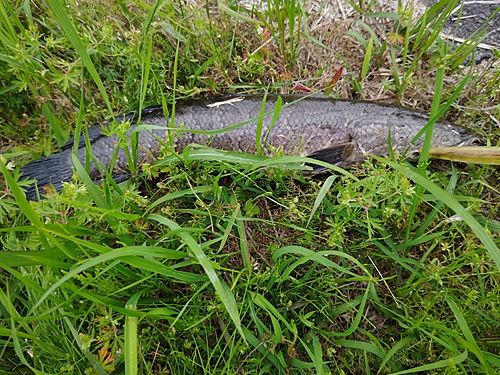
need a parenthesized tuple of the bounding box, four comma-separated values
(431, 122, 484, 148)
(404, 122, 484, 161)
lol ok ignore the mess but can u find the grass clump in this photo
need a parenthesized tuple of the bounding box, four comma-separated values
(1, 0, 500, 374)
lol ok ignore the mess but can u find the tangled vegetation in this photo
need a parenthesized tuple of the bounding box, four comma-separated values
(0, 0, 499, 373)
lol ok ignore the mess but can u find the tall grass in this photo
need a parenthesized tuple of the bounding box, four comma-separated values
(0, 0, 499, 374)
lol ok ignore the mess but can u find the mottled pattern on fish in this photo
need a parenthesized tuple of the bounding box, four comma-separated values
(20, 95, 479, 200)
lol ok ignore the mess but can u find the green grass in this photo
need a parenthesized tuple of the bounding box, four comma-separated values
(1, 0, 500, 374)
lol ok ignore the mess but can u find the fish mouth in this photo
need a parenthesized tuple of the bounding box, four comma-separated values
(458, 137, 484, 147)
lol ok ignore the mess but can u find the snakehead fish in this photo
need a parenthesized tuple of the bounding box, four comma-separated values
(19, 95, 481, 200)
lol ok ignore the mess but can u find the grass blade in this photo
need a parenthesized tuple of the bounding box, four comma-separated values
(311, 333, 325, 375)
(125, 292, 141, 375)
(255, 92, 267, 155)
(62, 314, 108, 375)
(446, 297, 493, 373)
(333, 339, 385, 359)
(147, 214, 245, 341)
(378, 335, 416, 372)
(41, 102, 68, 147)
(389, 350, 468, 374)
(359, 35, 374, 92)
(263, 96, 282, 149)
(307, 174, 337, 228)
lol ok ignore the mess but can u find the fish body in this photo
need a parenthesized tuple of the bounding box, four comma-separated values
(19, 95, 480, 200)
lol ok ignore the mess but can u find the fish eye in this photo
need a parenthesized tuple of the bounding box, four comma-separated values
(447, 124, 467, 135)
(452, 127, 467, 135)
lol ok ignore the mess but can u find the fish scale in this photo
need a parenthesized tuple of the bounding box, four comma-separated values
(19, 95, 480, 200)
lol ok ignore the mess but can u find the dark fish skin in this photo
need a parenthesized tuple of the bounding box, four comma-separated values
(19, 95, 480, 200)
